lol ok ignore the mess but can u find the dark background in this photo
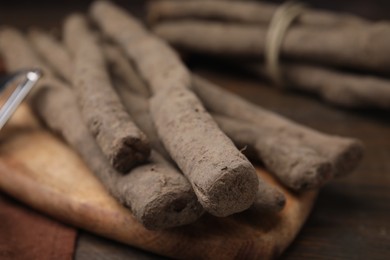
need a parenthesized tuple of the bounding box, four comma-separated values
(1, 0, 390, 29)
(1, 1, 389, 259)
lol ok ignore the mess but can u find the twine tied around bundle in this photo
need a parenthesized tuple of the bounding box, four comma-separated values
(265, 1, 306, 87)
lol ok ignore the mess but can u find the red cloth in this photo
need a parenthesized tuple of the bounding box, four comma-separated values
(0, 192, 77, 260)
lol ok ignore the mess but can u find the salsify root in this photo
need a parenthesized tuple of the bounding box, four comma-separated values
(109, 56, 287, 211)
(253, 178, 286, 213)
(192, 75, 364, 178)
(149, 5, 390, 110)
(103, 43, 151, 97)
(29, 29, 73, 81)
(148, 0, 367, 28)
(153, 20, 390, 73)
(63, 13, 150, 173)
(213, 114, 332, 190)
(114, 87, 286, 212)
(32, 79, 204, 230)
(114, 81, 170, 160)
(0, 27, 204, 229)
(90, 0, 261, 217)
(246, 62, 390, 110)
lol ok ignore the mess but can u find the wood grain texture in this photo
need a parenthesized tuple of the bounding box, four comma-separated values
(0, 104, 317, 259)
(75, 232, 160, 260)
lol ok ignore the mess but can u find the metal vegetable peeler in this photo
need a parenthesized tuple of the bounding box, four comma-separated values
(0, 69, 42, 130)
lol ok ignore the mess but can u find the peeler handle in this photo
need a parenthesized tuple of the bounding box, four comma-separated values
(0, 69, 42, 130)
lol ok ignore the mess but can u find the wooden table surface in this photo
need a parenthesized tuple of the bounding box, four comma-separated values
(1, 1, 389, 259)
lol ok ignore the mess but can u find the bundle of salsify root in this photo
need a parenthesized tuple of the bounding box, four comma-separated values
(149, 0, 390, 110)
(0, 1, 363, 230)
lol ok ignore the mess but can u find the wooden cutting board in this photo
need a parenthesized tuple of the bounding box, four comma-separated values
(0, 104, 317, 259)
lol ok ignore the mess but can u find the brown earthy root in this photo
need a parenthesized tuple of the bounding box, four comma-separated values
(29, 29, 73, 81)
(113, 82, 171, 160)
(252, 179, 286, 213)
(30, 23, 153, 172)
(148, 0, 366, 28)
(247, 63, 390, 110)
(64, 14, 150, 173)
(31, 80, 204, 230)
(148, 2, 390, 110)
(213, 115, 332, 190)
(63, 13, 95, 57)
(28, 27, 167, 158)
(149, 85, 258, 217)
(0, 27, 51, 76)
(91, 0, 260, 217)
(117, 151, 204, 229)
(113, 87, 286, 211)
(153, 20, 390, 73)
(103, 43, 151, 97)
(0, 27, 204, 230)
(30, 25, 390, 111)
(29, 29, 151, 101)
(192, 75, 364, 178)
(90, 1, 191, 94)
(115, 79, 326, 191)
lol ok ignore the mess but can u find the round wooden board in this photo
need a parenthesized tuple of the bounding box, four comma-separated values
(0, 104, 317, 259)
